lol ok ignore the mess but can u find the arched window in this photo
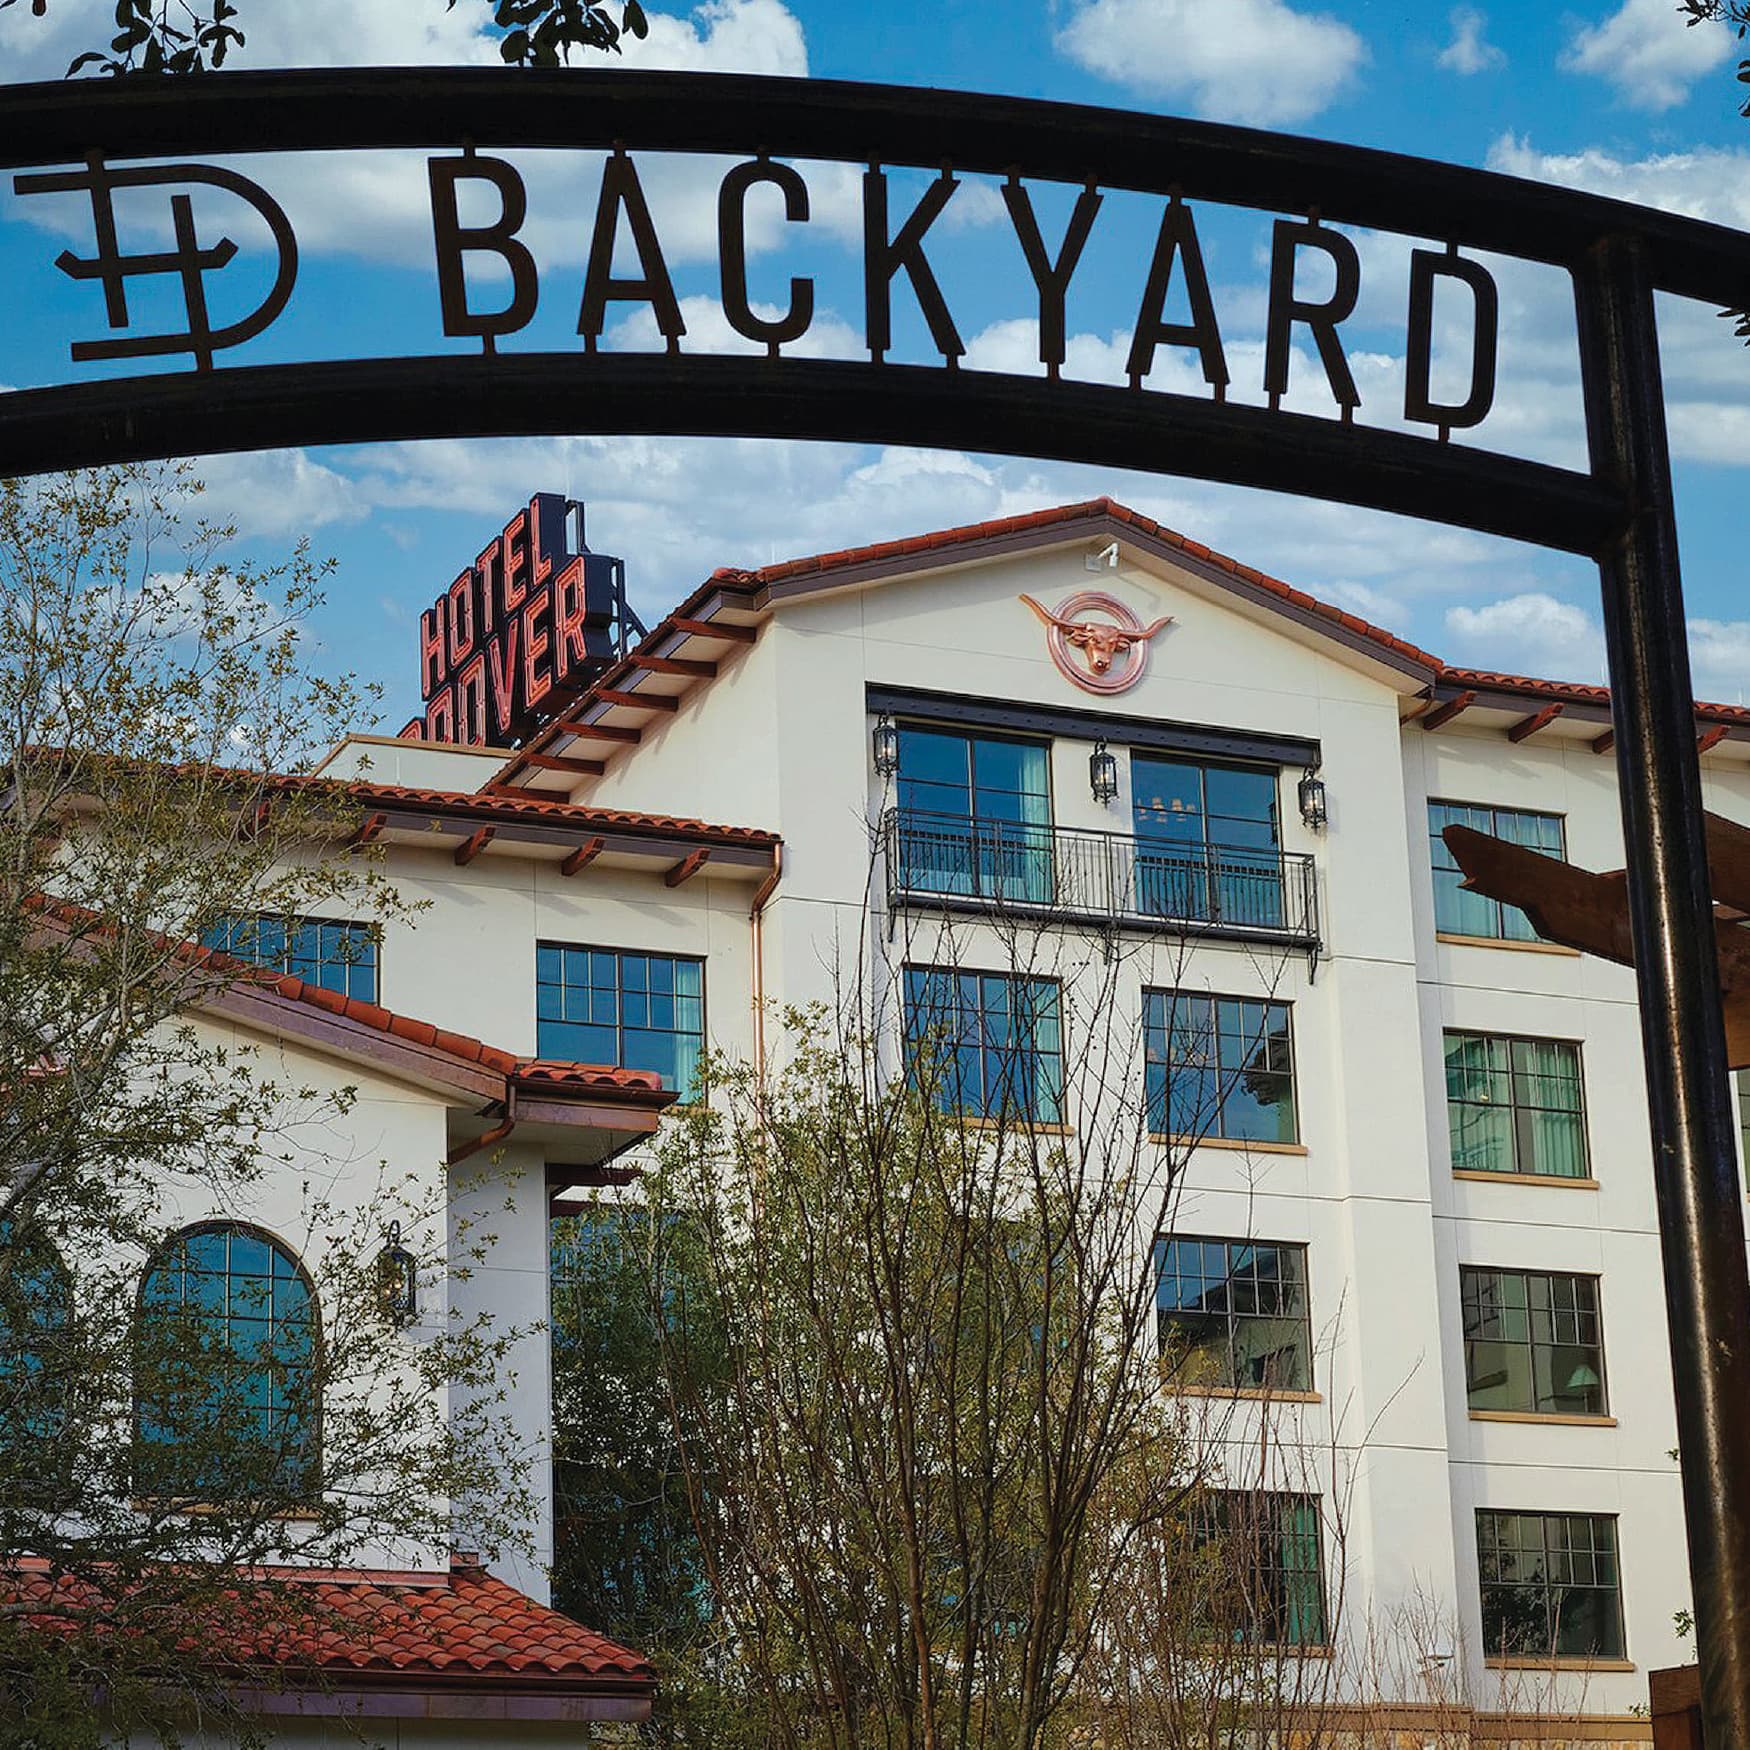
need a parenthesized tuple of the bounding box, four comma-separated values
(0, 1223, 73, 1469)
(134, 1224, 319, 1502)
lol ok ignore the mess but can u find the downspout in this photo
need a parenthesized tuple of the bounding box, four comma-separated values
(748, 844, 783, 1081)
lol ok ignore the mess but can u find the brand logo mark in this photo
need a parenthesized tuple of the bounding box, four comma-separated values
(14, 154, 298, 373)
(1020, 590, 1172, 695)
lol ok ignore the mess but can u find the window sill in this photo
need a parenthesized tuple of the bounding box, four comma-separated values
(1158, 1135, 1308, 1156)
(955, 1116, 1069, 1136)
(132, 1498, 325, 1522)
(1169, 1385, 1322, 1404)
(1485, 1657, 1635, 1673)
(1469, 1410, 1617, 1428)
(1436, 932, 1581, 957)
(1452, 1170, 1599, 1190)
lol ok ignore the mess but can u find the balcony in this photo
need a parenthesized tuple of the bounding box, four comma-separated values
(880, 809, 1320, 964)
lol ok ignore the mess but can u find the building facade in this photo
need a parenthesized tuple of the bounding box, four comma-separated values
(60, 493, 1744, 1740)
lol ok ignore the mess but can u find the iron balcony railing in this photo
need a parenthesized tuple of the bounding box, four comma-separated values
(881, 808, 1320, 955)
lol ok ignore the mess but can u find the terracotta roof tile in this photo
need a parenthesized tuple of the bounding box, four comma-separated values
(316, 778, 776, 845)
(495, 496, 1750, 791)
(2, 1559, 654, 1692)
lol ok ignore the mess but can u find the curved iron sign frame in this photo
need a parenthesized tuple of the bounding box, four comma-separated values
(4, 66, 1750, 1743)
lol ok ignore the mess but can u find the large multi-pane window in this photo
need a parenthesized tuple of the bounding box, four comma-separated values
(1445, 1032, 1589, 1179)
(1189, 1491, 1327, 1647)
(1144, 991, 1297, 1144)
(202, 914, 378, 1002)
(0, 1225, 72, 1469)
(536, 945, 705, 1095)
(1429, 802, 1565, 942)
(134, 1224, 319, 1500)
(1461, 1267, 1608, 1417)
(1155, 1237, 1312, 1391)
(892, 724, 1053, 903)
(1476, 1511, 1625, 1661)
(1132, 756, 1283, 928)
(903, 967, 1065, 1125)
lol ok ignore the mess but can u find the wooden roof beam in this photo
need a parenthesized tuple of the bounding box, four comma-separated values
(1507, 703, 1565, 744)
(1698, 726, 1730, 756)
(1420, 690, 1477, 733)
(349, 811, 387, 851)
(560, 837, 605, 877)
(631, 652, 718, 679)
(596, 688, 678, 713)
(520, 751, 607, 778)
(455, 825, 496, 866)
(665, 848, 709, 888)
(555, 720, 641, 744)
(1592, 728, 1615, 756)
(672, 616, 756, 644)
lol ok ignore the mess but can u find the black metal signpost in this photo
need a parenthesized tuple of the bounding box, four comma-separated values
(3, 66, 1750, 1745)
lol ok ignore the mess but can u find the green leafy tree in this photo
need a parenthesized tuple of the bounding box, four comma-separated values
(0, 0, 648, 74)
(0, 465, 535, 1747)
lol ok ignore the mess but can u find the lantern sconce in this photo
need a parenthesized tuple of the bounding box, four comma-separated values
(872, 712, 900, 778)
(1089, 740, 1120, 806)
(1297, 768, 1328, 832)
(378, 1221, 419, 1329)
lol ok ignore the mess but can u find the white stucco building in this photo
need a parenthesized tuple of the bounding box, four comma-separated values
(75, 493, 1744, 1741)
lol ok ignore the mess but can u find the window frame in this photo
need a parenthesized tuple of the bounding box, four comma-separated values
(901, 963, 1067, 1128)
(1144, 989, 1299, 1145)
(1155, 1234, 1314, 1394)
(1186, 1489, 1329, 1649)
(1475, 1508, 1627, 1663)
(204, 912, 380, 1002)
(1443, 1029, 1590, 1181)
(1460, 1264, 1609, 1419)
(132, 1219, 324, 1506)
(1428, 800, 1567, 942)
(534, 942, 708, 1097)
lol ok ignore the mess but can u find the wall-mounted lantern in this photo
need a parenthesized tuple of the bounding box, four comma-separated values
(1297, 769, 1329, 831)
(1089, 740, 1119, 806)
(378, 1221, 419, 1329)
(872, 712, 900, 778)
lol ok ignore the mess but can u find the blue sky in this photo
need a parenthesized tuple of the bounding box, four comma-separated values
(3, 0, 1749, 730)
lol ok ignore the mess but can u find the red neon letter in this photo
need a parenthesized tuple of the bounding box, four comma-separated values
(447, 572, 476, 667)
(486, 619, 521, 743)
(521, 593, 552, 713)
(420, 601, 449, 698)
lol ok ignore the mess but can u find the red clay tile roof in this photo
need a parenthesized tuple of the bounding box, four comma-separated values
(496, 496, 1750, 793)
(4, 1557, 653, 1693)
(27, 895, 672, 1115)
(227, 968, 672, 1107)
(327, 777, 777, 846)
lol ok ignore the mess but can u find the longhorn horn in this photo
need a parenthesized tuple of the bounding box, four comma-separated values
(1137, 614, 1175, 641)
(1019, 593, 1070, 631)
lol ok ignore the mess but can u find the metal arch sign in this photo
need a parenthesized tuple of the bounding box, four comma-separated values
(5, 65, 1750, 1743)
(0, 67, 1742, 552)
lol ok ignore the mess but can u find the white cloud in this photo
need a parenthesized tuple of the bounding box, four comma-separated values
(0, 0, 806, 80)
(1558, 0, 1730, 111)
(1689, 620, 1750, 696)
(1054, 0, 1367, 126)
(1445, 592, 1607, 679)
(607, 292, 862, 357)
(1485, 133, 1750, 231)
(1438, 7, 1505, 75)
(1, 2, 836, 271)
(617, 0, 807, 73)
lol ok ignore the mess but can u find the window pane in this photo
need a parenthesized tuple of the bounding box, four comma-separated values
(1430, 803, 1564, 940)
(1148, 990, 1296, 1143)
(1463, 1268, 1607, 1416)
(1157, 1236, 1312, 1392)
(1445, 1032, 1587, 1179)
(535, 945, 706, 1095)
(134, 1225, 319, 1502)
(1477, 1511, 1623, 1661)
